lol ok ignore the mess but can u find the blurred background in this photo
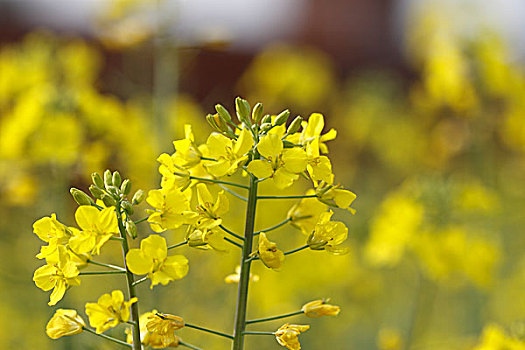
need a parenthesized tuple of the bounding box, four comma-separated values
(2, 0, 525, 349)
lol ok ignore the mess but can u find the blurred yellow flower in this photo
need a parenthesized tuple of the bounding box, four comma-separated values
(68, 206, 119, 255)
(33, 246, 80, 306)
(301, 299, 340, 317)
(474, 324, 525, 350)
(275, 323, 310, 350)
(126, 234, 189, 288)
(287, 191, 328, 234)
(46, 309, 85, 339)
(224, 265, 260, 284)
(377, 328, 404, 350)
(203, 128, 254, 177)
(257, 232, 285, 269)
(307, 211, 348, 254)
(85, 290, 137, 334)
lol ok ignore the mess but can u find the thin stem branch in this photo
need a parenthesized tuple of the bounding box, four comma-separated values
(133, 217, 148, 225)
(87, 260, 126, 272)
(257, 194, 317, 200)
(224, 237, 243, 249)
(176, 173, 248, 189)
(82, 326, 132, 347)
(116, 205, 142, 350)
(131, 276, 148, 287)
(284, 245, 309, 256)
(246, 310, 303, 324)
(79, 271, 126, 275)
(242, 331, 275, 336)
(219, 185, 248, 202)
(254, 217, 291, 235)
(201, 156, 217, 161)
(185, 323, 234, 340)
(167, 240, 188, 250)
(219, 224, 245, 241)
(110, 236, 124, 242)
(179, 341, 204, 350)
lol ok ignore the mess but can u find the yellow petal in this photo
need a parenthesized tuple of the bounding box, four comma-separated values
(257, 133, 283, 159)
(126, 249, 153, 275)
(247, 160, 274, 179)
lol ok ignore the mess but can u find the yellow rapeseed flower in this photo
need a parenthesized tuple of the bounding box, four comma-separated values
(194, 183, 229, 229)
(33, 246, 80, 306)
(307, 211, 348, 254)
(275, 323, 310, 350)
(315, 182, 357, 214)
(203, 128, 254, 177)
(85, 290, 137, 333)
(171, 124, 203, 169)
(46, 309, 85, 339)
(145, 312, 185, 348)
(257, 232, 285, 269)
(186, 226, 228, 252)
(289, 113, 336, 153)
(68, 206, 119, 255)
(287, 191, 328, 234)
(126, 310, 182, 348)
(146, 188, 198, 232)
(301, 299, 340, 317)
(126, 234, 189, 288)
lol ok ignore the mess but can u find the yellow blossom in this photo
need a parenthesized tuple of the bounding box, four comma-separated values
(146, 188, 198, 232)
(275, 323, 310, 350)
(289, 113, 336, 153)
(68, 206, 119, 255)
(126, 310, 182, 349)
(157, 153, 192, 191)
(307, 211, 348, 254)
(126, 234, 189, 288)
(145, 312, 185, 348)
(33, 214, 74, 263)
(301, 299, 340, 317)
(186, 226, 228, 252)
(46, 309, 85, 339)
(305, 139, 333, 184)
(85, 290, 137, 334)
(224, 265, 260, 284)
(203, 128, 254, 177)
(257, 233, 285, 269)
(194, 183, 229, 229)
(287, 191, 328, 234)
(474, 324, 525, 350)
(33, 246, 80, 306)
(315, 182, 357, 214)
(171, 124, 203, 168)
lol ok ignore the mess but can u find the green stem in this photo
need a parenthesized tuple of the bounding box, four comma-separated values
(219, 224, 245, 241)
(116, 205, 142, 350)
(167, 240, 188, 250)
(174, 173, 248, 189)
(133, 217, 148, 225)
(79, 271, 126, 275)
(179, 341, 204, 350)
(110, 237, 125, 242)
(82, 326, 132, 347)
(224, 237, 243, 249)
(219, 184, 248, 201)
(232, 174, 259, 350)
(185, 323, 234, 340)
(257, 194, 317, 200)
(87, 260, 126, 271)
(246, 310, 303, 324)
(243, 331, 275, 336)
(254, 217, 291, 235)
(284, 245, 309, 256)
(201, 156, 217, 161)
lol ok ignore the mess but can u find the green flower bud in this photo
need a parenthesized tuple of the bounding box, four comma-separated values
(120, 179, 131, 195)
(215, 104, 232, 123)
(274, 109, 290, 126)
(91, 172, 104, 188)
(106, 185, 119, 196)
(102, 194, 117, 207)
(70, 188, 92, 206)
(213, 113, 228, 131)
(206, 114, 222, 132)
(252, 102, 263, 123)
(260, 122, 273, 132)
(261, 114, 272, 124)
(103, 170, 113, 189)
(126, 221, 138, 239)
(89, 185, 105, 199)
(121, 200, 134, 215)
(287, 116, 303, 134)
(132, 189, 145, 204)
(112, 171, 121, 187)
(235, 97, 251, 125)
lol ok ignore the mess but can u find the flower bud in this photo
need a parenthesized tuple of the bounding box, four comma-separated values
(126, 221, 138, 239)
(120, 179, 131, 195)
(261, 114, 272, 124)
(70, 188, 92, 206)
(122, 200, 134, 215)
(106, 185, 119, 196)
(252, 102, 263, 123)
(103, 169, 113, 189)
(89, 185, 105, 199)
(102, 194, 117, 207)
(112, 171, 122, 187)
(274, 109, 290, 126)
(307, 232, 326, 250)
(301, 299, 340, 317)
(287, 116, 303, 134)
(235, 97, 251, 125)
(46, 309, 85, 339)
(91, 172, 104, 188)
(260, 122, 273, 132)
(215, 104, 232, 123)
(132, 189, 145, 204)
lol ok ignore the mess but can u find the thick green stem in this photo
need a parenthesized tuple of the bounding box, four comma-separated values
(116, 205, 142, 350)
(185, 323, 234, 339)
(83, 326, 131, 347)
(232, 174, 258, 350)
